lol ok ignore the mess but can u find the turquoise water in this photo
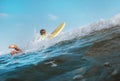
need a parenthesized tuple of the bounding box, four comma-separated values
(0, 15, 120, 81)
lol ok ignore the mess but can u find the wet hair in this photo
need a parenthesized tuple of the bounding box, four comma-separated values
(40, 29, 46, 35)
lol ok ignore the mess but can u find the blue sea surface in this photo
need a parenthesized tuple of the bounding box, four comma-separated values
(0, 15, 120, 81)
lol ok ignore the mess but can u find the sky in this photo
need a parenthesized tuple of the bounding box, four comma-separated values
(0, 0, 120, 53)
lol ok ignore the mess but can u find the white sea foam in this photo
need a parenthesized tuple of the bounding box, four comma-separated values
(1, 14, 120, 55)
(25, 14, 120, 53)
(61, 14, 120, 41)
(0, 52, 2, 56)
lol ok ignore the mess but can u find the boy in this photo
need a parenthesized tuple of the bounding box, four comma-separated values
(9, 44, 22, 55)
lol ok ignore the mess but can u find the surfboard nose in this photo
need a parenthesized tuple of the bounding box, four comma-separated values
(49, 22, 66, 39)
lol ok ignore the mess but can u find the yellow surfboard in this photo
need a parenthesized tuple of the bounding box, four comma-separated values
(48, 22, 65, 39)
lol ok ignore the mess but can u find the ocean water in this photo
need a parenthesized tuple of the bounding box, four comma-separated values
(0, 14, 120, 81)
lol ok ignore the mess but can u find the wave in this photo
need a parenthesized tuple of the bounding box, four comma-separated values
(0, 14, 120, 81)
(1, 14, 120, 55)
(25, 14, 120, 53)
